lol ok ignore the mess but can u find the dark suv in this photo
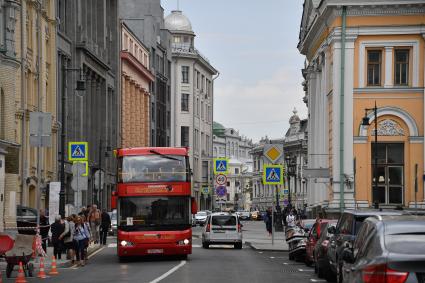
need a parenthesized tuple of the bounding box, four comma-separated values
(327, 210, 404, 283)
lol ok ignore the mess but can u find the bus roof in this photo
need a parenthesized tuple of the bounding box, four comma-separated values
(117, 147, 189, 157)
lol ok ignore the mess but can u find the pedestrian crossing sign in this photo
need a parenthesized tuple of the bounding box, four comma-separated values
(69, 142, 88, 161)
(214, 158, 229, 174)
(263, 165, 284, 185)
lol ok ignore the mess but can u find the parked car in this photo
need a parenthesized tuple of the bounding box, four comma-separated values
(327, 210, 404, 283)
(305, 219, 337, 266)
(313, 221, 338, 280)
(251, 211, 262, 221)
(195, 211, 209, 226)
(108, 209, 117, 235)
(237, 211, 251, 220)
(286, 219, 315, 261)
(341, 215, 425, 283)
(202, 212, 243, 249)
(16, 205, 38, 235)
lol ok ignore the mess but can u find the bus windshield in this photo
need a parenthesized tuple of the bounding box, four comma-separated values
(118, 155, 189, 183)
(119, 196, 190, 231)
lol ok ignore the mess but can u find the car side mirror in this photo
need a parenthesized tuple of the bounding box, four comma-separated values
(328, 226, 336, 234)
(342, 248, 355, 264)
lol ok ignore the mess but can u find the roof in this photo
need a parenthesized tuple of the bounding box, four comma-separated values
(213, 121, 226, 137)
(164, 10, 194, 34)
(117, 147, 189, 157)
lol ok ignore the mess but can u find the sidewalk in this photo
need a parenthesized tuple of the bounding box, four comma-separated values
(0, 233, 102, 274)
(242, 221, 288, 252)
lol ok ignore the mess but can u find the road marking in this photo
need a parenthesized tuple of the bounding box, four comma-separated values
(108, 243, 117, 248)
(298, 268, 314, 272)
(192, 244, 201, 248)
(149, 260, 187, 283)
(310, 279, 327, 282)
(88, 246, 105, 259)
(258, 252, 263, 254)
(283, 262, 288, 265)
(270, 256, 275, 259)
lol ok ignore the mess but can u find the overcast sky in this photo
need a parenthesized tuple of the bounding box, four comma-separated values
(162, 0, 307, 142)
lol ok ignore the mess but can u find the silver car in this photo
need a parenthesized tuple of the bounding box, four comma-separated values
(202, 212, 243, 249)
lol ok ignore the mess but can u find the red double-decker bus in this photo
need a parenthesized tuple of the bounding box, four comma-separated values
(115, 147, 197, 259)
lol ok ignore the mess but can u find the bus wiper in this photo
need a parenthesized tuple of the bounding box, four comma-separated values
(149, 149, 180, 161)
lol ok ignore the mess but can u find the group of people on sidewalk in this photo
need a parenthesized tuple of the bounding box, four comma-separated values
(39, 204, 111, 266)
(263, 207, 304, 235)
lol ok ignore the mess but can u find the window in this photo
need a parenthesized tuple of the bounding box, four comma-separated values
(235, 168, 239, 174)
(181, 66, 189, 83)
(181, 93, 189, 112)
(181, 126, 189, 147)
(394, 49, 409, 86)
(201, 75, 205, 91)
(367, 50, 382, 86)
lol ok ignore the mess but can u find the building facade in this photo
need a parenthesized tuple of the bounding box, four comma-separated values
(119, 0, 173, 147)
(57, 0, 119, 212)
(1, 0, 57, 229)
(120, 23, 155, 148)
(298, 0, 425, 213)
(165, 10, 218, 210)
(283, 109, 308, 212)
(213, 122, 253, 210)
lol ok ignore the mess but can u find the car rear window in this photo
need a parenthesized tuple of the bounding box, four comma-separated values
(212, 216, 236, 226)
(385, 235, 425, 254)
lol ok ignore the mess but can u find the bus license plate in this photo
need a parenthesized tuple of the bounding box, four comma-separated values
(147, 249, 163, 254)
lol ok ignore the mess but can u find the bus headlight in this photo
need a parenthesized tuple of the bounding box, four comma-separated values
(177, 239, 190, 246)
(120, 240, 134, 247)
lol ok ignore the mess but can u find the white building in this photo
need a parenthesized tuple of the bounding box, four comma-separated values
(213, 122, 253, 210)
(165, 10, 218, 210)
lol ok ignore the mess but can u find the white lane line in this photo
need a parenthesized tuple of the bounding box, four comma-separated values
(88, 246, 105, 259)
(298, 268, 314, 272)
(270, 256, 275, 259)
(283, 263, 289, 265)
(310, 279, 327, 282)
(149, 260, 187, 283)
(192, 244, 201, 248)
(258, 252, 263, 254)
(108, 243, 117, 248)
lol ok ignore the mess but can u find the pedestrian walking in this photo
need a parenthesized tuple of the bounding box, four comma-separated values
(82, 215, 91, 264)
(59, 215, 75, 263)
(88, 204, 101, 244)
(265, 208, 272, 236)
(51, 215, 65, 260)
(39, 209, 50, 252)
(73, 216, 89, 266)
(100, 209, 111, 245)
(286, 210, 296, 228)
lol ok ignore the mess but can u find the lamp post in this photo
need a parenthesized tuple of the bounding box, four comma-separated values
(285, 156, 293, 209)
(59, 63, 86, 218)
(362, 101, 378, 208)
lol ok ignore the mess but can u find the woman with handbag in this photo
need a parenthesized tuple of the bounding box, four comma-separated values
(73, 216, 89, 266)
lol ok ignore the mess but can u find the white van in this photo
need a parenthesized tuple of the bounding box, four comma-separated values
(201, 212, 243, 249)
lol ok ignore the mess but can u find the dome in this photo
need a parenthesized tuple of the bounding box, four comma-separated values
(165, 10, 193, 34)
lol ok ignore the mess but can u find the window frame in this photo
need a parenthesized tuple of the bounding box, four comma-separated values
(181, 93, 189, 112)
(366, 49, 383, 87)
(394, 48, 410, 86)
(181, 66, 189, 84)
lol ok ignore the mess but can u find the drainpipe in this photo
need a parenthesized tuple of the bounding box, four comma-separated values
(339, 6, 347, 213)
(211, 71, 219, 210)
(20, 0, 27, 205)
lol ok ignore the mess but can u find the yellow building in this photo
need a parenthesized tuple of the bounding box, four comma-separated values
(298, 0, 425, 213)
(0, 0, 57, 229)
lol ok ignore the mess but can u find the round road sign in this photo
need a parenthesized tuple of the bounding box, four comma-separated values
(215, 186, 227, 197)
(215, 174, 227, 186)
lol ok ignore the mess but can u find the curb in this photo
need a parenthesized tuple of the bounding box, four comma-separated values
(245, 241, 289, 252)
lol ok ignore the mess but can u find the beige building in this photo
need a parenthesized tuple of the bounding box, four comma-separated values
(121, 23, 154, 148)
(0, 0, 57, 230)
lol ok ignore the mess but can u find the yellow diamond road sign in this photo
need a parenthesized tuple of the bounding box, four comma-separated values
(264, 144, 283, 163)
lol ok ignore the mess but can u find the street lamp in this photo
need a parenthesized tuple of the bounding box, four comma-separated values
(362, 101, 378, 208)
(59, 64, 86, 218)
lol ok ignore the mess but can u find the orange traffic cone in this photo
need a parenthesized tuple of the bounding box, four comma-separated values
(48, 256, 59, 275)
(15, 262, 27, 283)
(37, 257, 47, 279)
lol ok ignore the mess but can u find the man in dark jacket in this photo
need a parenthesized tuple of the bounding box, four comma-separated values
(50, 215, 65, 259)
(39, 209, 50, 252)
(100, 210, 111, 245)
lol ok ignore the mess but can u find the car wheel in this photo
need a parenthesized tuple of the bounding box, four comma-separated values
(202, 242, 209, 249)
(234, 242, 242, 249)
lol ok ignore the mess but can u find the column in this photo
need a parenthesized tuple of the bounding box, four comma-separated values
(384, 47, 393, 88)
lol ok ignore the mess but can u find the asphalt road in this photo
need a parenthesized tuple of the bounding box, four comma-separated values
(3, 229, 325, 283)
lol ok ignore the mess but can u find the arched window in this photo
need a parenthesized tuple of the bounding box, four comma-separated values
(0, 88, 5, 139)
